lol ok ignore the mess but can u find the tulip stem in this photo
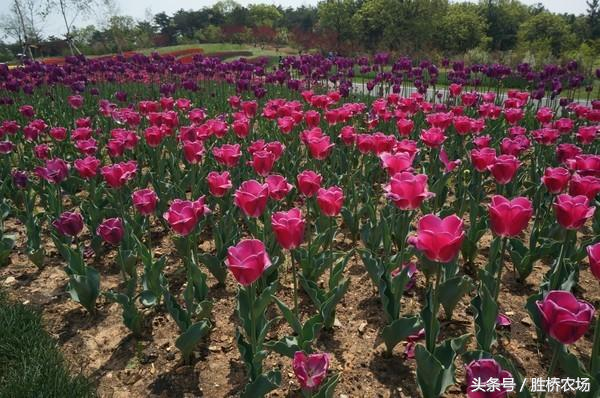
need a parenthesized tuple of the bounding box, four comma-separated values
(540, 343, 561, 398)
(290, 250, 299, 320)
(590, 314, 600, 378)
(248, 282, 258, 380)
(494, 237, 508, 301)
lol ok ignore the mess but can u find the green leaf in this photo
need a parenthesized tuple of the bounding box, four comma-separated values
(265, 336, 300, 358)
(27, 248, 45, 269)
(415, 344, 455, 398)
(240, 369, 281, 398)
(273, 296, 302, 335)
(381, 316, 422, 353)
(67, 266, 100, 314)
(197, 253, 227, 284)
(175, 320, 211, 362)
(438, 275, 474, 320)
(471, 281, 497, 352)
(313, 373, 341, 398)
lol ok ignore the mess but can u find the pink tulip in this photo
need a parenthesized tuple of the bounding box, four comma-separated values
(488, 195, 533, 237)
(542, 167, 570, 194)
(465, 359, 512, 398)
(420, 127, 446, 148)
(568, 173, 600, 201)
(35, 158, 69, 184)
(271, 208, 305, 250)
(213, 144, 242, 167)
(132, 189, 158, 215)
(488, 155, 520, 185)
(587, 243, 600, 281)
(379, 152, 414, 176)
(317, 186, 344, 216)
(234, 180, 269, 217)
(554, 194, 596, 230)
(52, 211, 84, 237)
(226, 239, 271, 286)
(470, 148, 496, 172)
(207, 171, 232, 197)
(266, 174, 293, 201)
(96, 218, 124, 245)
(536, 290, 594, 344)
(409, 214, 465, 263)
(292, 351, 330, 390)
(384, 172, 432, 210)
(100, 161, 137, 188)
(297, 170, 322, 197)
(250, 150, 276, 176)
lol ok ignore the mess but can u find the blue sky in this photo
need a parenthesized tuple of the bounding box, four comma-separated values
(0, 0, 592, 38)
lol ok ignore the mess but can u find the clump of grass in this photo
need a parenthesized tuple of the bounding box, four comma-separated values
(0, 291, 96, 398)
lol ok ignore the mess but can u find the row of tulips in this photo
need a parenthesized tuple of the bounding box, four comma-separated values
(0, 71, 599, 396)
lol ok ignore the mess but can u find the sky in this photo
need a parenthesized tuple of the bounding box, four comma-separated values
(0, 0, 591, 38)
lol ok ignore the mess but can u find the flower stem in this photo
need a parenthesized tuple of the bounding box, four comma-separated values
(427, 265, 442, 353)
(494, 237, 508, 301)
(248, 282, 258, 380)
(590, 314, 600, 377)
(290, 250, 299, 320)
(540, 343, 561, 398)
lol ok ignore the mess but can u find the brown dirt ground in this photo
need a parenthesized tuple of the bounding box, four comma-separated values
(1, 215, 598, 398)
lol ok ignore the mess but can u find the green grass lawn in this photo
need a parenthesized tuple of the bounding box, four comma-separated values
(0, 291, 96, 398)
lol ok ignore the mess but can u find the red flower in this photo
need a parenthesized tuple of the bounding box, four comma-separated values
(271, 208, 305, 250)
(74, 156, 101, 179)
(207, 171, 232, 197)
(182, 140, 205, 164)
(297, 170, 322, 197)
(420, 127, 446, 148)
(100, 161, 137, 188)
(317, 186, 344, 216)
(306, 136, 334, 160)
(226, 239, 271, 285)
(488, 155, 520, 185)
(379, 152, 414, 176)
(292, 351, 330, 390)
(409, 214, 465, 263)
(35, 158, 69, 184)
(488, 195, 533, 237)
(536, 290, 594, 344)
(465, 359, 512, 398)
(250, 150, 276, 176)
(384, 172, 432, 210)
(541, 167, 570, 194)
(266, 174, 293, 201)
(213, 144, 242, 167)
(568, 173, 600, 201)
(96, 218, 124, 245)
(52, 211, 84, 237)
(234, 180, 269, 217)
(132, 188, 158, 215)
(554, 194, 596, 230)
(163, 198, 208, 236)
(587, 243, 600, 281)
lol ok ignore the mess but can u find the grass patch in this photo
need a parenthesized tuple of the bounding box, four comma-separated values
(0, 292, 96, 398)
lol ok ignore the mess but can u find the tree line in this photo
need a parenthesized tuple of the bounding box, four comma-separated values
(1, 0, 599, 68)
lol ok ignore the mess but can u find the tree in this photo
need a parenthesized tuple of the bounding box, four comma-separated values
(46, 0, 97, 54)
(317, 0, 361, 53)
(0, 0, 47, 59)
(154, 12, 176, 44)
(248, 4, 283, 28)
(436, 3, 488, 54)
(587, 0, 600, 38)
(480, 0, 530, 51)
(517, 11, 577, 58)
